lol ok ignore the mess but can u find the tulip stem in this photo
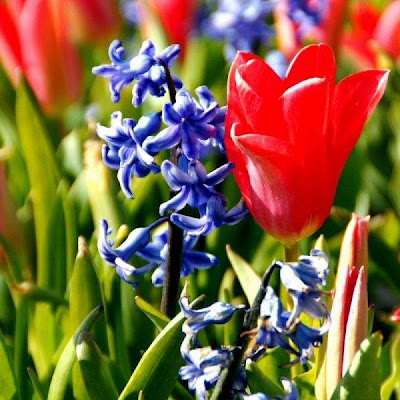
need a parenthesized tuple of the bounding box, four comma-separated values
(284, 243, 300, 262)
(158, 59, 184, 318)
(210, 262, 280, 400)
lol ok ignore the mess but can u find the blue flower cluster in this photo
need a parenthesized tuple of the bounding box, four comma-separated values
(177, 251, 329, 398)
(254, 250, 330, 365)
(179, 286, 247, 400)
(94, 39, 248, 288)
(286, 0, 327, 40)
(203, 0, 276, 60)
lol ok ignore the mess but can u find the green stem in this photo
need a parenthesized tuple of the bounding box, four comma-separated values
(284, 242, 300, 262)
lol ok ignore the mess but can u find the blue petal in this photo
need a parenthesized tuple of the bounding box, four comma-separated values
(134, 112, 162, 143)
(205, 162, 233, 186)
(163, 103, 182, 125)
(184, 250, 219, 270)
(143, 125, 182, 153)
(161, 160, 192, 190)
(159, 185, 191, 215)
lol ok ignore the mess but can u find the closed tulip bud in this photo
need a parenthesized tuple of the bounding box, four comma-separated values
(225, 43, 388, 246)
(324, 266, 368, 398)
(66, 0, 121, 45)
(336, 213, 369, 287)
(0, 0, 82, 114)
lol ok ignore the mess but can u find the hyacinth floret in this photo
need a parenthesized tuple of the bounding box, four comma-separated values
(97, 111, 162, 198)
(92, 40, 182, 105)
(160, 156, 233, 215)
(143, 88, 219, 160)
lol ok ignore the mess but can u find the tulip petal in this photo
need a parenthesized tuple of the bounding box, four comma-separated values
(332, 69, 389, 169)
(342, 267, 368, 376)
(285, 43, 336, 89)
(235, 58, 286, 137)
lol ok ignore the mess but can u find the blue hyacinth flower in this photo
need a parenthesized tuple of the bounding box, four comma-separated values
(97, 111, 162, 198)
(195, 86, 227, 154)
(204, 0, 276, 60)
(256, 287, 329, 365)
(287, 0, 327, 40)
(179, 283, 246, 336)
(97, 218, 167, 288)
(92, 40, 182, 105)
(136, 229, 219, 287)
(159, 156, 233, 215)
(143, 88, 219, 160)
(171, 196, 248, 236)
(278, 249, 329, 326)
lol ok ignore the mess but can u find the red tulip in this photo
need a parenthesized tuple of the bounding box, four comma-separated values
(342, 1, 400, 68)
(142, 0, 197, 57)
(0, 0, 82, 114)
(66, 0, 121, 44)
(225, 43, 388, 245)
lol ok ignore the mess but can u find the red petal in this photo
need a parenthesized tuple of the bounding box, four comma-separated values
(285, 43, 336, 89)
(0, 2, 23, 84)
(332, 69, 389, 170)
(373, 0, 400, 58)
(235, 58, 285, 137)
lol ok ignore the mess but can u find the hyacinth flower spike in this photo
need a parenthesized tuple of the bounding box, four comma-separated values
(93, 39, 182, 105)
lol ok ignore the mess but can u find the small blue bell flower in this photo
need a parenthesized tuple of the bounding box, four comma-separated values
(143, 88, 219, 160)
(97, 111, 162, 198)
(93, 40, 182, 105)
(159, 156, 233, 215)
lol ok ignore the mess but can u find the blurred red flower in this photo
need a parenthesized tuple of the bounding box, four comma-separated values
(225, 43, 388, 245)
(392, 307, 400, 323)
(0, 0, 82, 114)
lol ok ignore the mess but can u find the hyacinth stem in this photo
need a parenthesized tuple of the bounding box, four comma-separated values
(211, 262, 279, 400)
(157, 59, 184, 318)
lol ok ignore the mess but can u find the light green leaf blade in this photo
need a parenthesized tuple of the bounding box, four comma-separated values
(0, 328, 19, 400)
(246, 362, 285, 398)
(118, 312, 186, 400)
(47, 305, 104, 400)
(135, 296, 170, 331)
(76, 332, 119, 400)
(331, 332, 382, 400)
(227, 245, 261, 304)
(381, 333, 400, 400)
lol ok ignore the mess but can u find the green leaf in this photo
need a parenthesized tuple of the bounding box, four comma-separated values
(0, 328, 19, 400)
(47, 305, 104, 400)
(135, 296, 170, 331)
(16, 82, 61, 289)
(331, 332, 382, 400)
(12, 282, 68, 306)
(118, 312, 186, 400)
(246, 362, 285, 397)
(76, 332, 119, 400)
(381, 334, 400, 400)
(27, 367, 45, 400)
(226, 245, 261, 304)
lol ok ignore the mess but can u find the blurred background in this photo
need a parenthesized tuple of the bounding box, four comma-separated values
(0, 0, 399, 398)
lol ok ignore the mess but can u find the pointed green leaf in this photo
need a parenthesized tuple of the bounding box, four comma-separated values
(0, 329, 19, 400)
(76, 332, 119, 400)
(246, 362, 285, 397)
(135, 296, 170, 331)
(226, 246, 261, 304)
(27, 367, 45, 400)
(331, 332, 382, 400)
(47, 305, 104, 400)
(118, 312, 186, 400)
(381, 334, 400, 400)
